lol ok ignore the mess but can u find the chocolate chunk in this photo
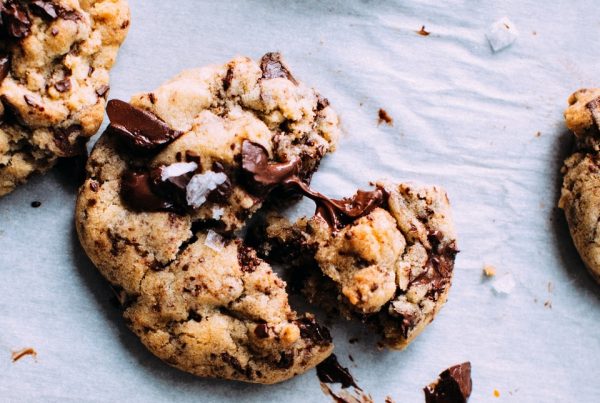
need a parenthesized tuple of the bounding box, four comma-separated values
(0, 52, 10, 84)
(1, 0, 32, 39)
(54, 78, 71, 93)
(288, 179, 386, 230)
(53, 125, 86, 156)
(121, 170, 173, 211)
(378, 108, 393, 126)
(106, 100, 182, 149)
(316, 354, 359, 389)
(296, 316, 331, 346)
(29, 0, 58, 19)
(241, 140, 300, 186)
(424, 362, 472, 403)
(206, 161, 232, 203)
(260, 52, 298, 85)
(254, 323, 269, 339)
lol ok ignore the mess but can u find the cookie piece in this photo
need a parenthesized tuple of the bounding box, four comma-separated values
(76, 53, 338, 383)
(254, 181, 457, 350)
(0, 0, 130, 196)
(559, 88, 600, 283)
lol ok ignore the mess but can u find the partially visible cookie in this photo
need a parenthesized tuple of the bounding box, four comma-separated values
(76, 53, 338, 383)
(0, 0, 130, 196)
(253, 181, 458, 350)
(559, 88, 600, 283)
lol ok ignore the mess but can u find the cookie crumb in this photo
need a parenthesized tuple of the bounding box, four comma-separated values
(416, 25, 430, 36)
(12, 348, 37, 362)
(535, 131, 541, 137)
(31, 201, 42, 208)
(348, 354, 354, 362)
(385, 396, 396, 403)
(547, 281, 554, 293)
(483, 265, 496, 277)
(378, 109, 393, 126)
(493, 389, 501, 398)
(544, 300, 552, 309)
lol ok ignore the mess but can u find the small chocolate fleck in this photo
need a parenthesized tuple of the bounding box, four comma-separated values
(417, 25, 431, 36)
(260, 52, 298, 85)
(106, 99, 182, 149)
(377, 108, 393, 126)
(424, 362, 472, 403)
(54, 78, 71, 93)
(30, 201, 41, 208)
(316, 354, 359, 389)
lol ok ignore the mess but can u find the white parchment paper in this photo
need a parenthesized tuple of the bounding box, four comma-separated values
(1, 1, 599, 402)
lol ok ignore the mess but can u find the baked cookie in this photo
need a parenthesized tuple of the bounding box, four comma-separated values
(560, 88, 600, 283)
(253, 181, 458, 349)
(0, 0, 130, 196)
(75, 53, 339, 383)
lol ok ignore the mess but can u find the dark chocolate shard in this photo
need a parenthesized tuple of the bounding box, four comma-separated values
(241, 140, 300, 186)
(424, 362, 472, 403)
(260, 52, 298, 85)
(121, 170, 173, 211)
(106, 99, 182, 149)
(0, 52, 9, 84)
(316, 354, 359, 389)
(1, 0, 32, 39)
(53, 125, 86, 157)
(29, 0, 58, 19)
(296, 316, 332, 346)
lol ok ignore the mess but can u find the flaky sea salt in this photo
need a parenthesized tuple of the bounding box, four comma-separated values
(492, 273, 516, 295)
(160, 162, 198, 181)
(204, 230, 225, 252)
(185, 171, 228, 208)
(486, 17, 519, 52)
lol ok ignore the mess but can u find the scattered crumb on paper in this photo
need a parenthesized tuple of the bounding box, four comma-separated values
(416, 25, 430, 36)
(11, 348, 37, 363)
(493, 389, 501, 398)
(378, 109, 393, 126)
(483, 265, 497, 277)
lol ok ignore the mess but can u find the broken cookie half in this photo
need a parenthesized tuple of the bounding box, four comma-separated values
(75, 53, 339, 383)
(252, 180, 458, 350)
(560, 88, 600, 284)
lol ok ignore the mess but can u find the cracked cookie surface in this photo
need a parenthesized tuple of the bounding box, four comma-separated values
(254, 181, 457, 350)
(560, 88, 600, 283)
(0, 0, 129, 196)
(75, 53, 338, 383)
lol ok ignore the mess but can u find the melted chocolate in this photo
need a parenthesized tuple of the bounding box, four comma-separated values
(260, 52, 298, 85)
(1, 0, 31, 39)
(296, 316, 332, 346)
(241, 141, 300, 186)
(0, 52, 10, 84)
(424, 362, 472, 403)
(121, 171, 173, 211)
(316, 354, 359, 389)
(107, 99, 182, 149)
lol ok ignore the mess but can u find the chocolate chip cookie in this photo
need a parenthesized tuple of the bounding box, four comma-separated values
(253, 181, 458, 350)
(0, 0, 130, 196)
(560, 88, 600, 283)
(75, 53, 339, 383)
